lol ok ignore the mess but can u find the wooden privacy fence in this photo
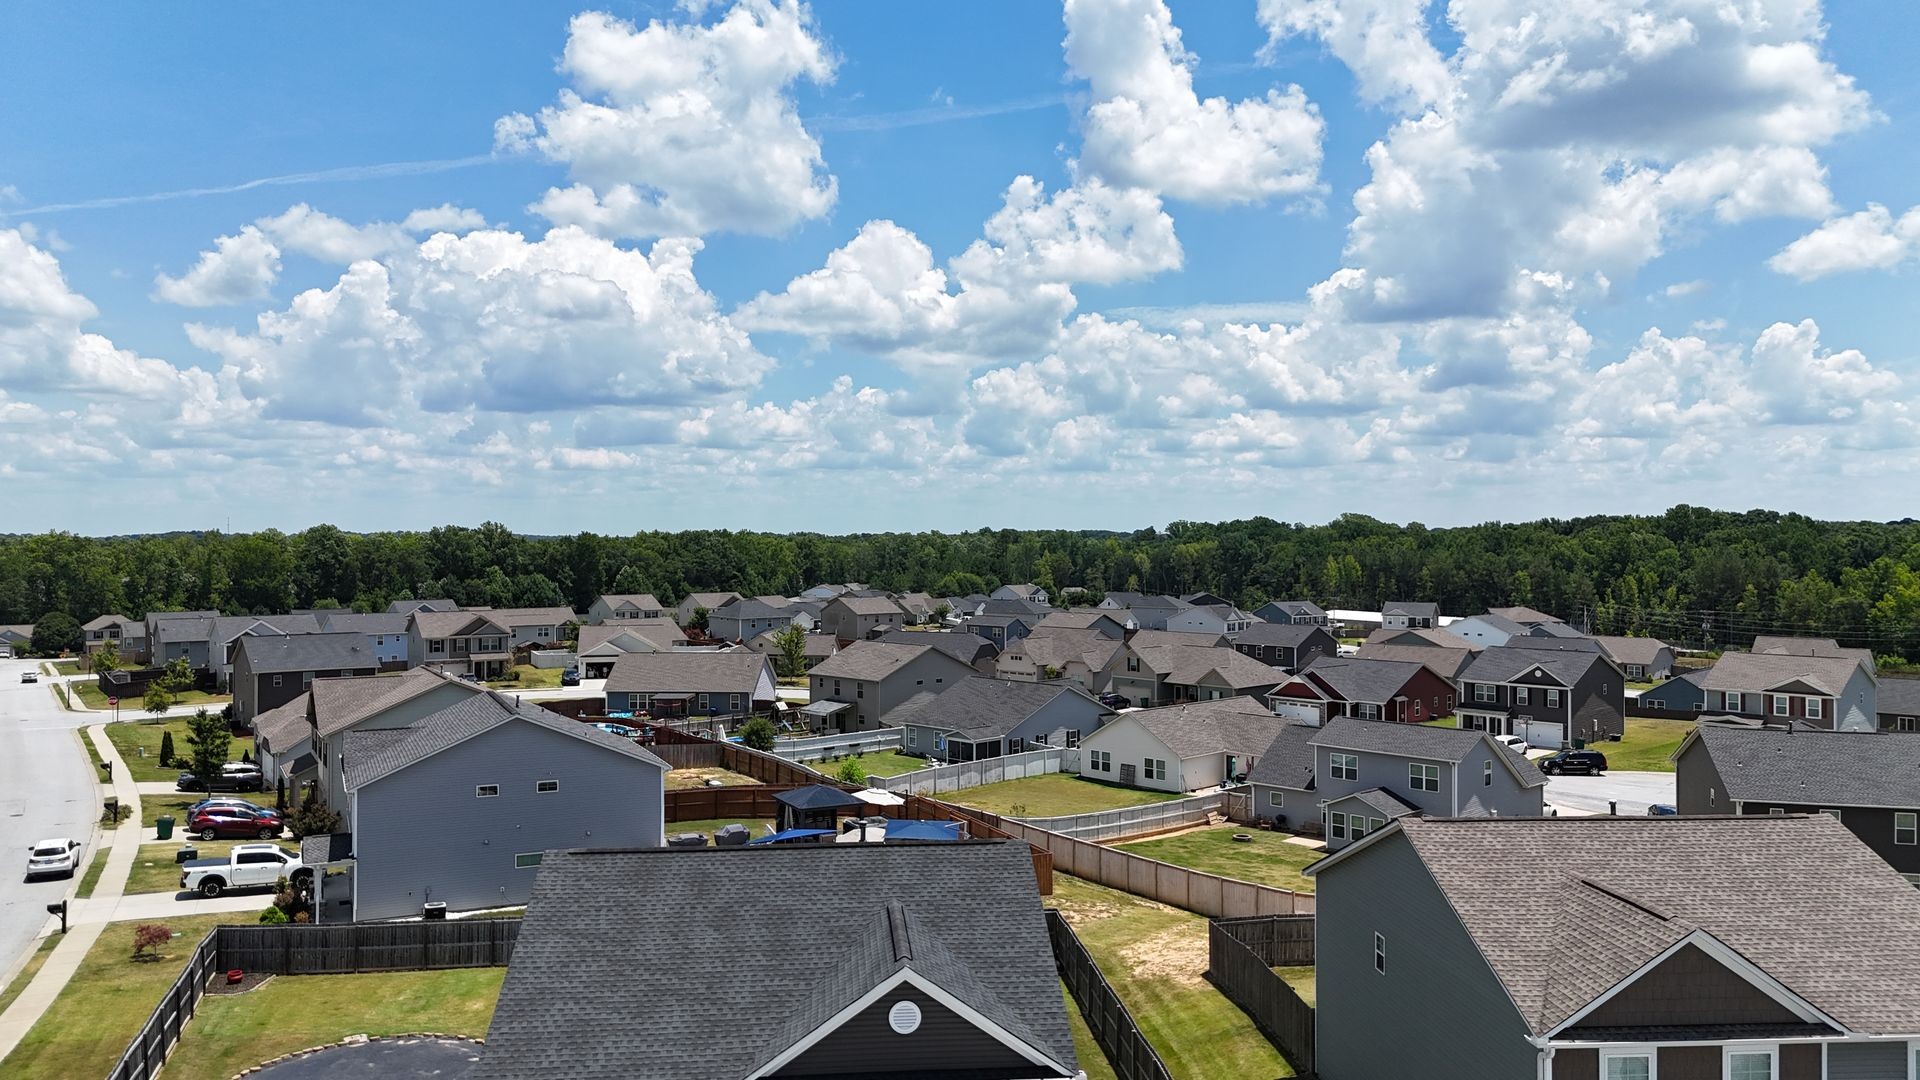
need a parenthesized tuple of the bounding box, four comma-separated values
(107, 928, 220, 1080)
(1214, 914, 1315, 966)
(1047, 910, 1173, 1080)
(874, 746, 1075, 795)
(1019, 792, 1225, 842)
(1207, 919, 1315, 1074)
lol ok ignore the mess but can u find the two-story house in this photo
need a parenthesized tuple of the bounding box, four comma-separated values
(1879, 677, 1920, 732)
(603, 652, 775, 720)
(586, 593, 665, 623)
(1304, 814, 1920, 1080)
(1692, 650, 1878, 731)
(1354, 643, 1476, 690)
(144, 610, 221, 667)
(312, 611, 410, 669)
(407, 609, 514, 680)
(81, 614, 146, 661)
(1440, 611, 1534, 648)
(1233, 622, 1339, 671)
(231, 632, 380, 724)
(676, 591, 744, 626)
(805, 641, 977, 733)
(304, 667, 489, 820)
(875, 629, 999, 671)
(1381, 601, 1439, 629)
(487, 607, 578, 650)
(990, 582, 1048, 605)
(1454, 645, 1625, 749)
(745, 627, 838, 672)
(1109, 643, 1284, 708)
(1590, 635, 1674, 680)
(306, 690, 668, 922)
(1266, 657, 1457, 725)
(991, 627, 1124, 693)
(1165, 603, 1256, 639)
(1078, 696, 1284, 792)
(1032, 609, 1131, 638)
(1676, 724, 1920, 884)
(0, 623, 33, 659)
(893, 676, 1110, 762)
(575, 620, 688, 679)
(1095, 592, 1191, 631)
(963, 613, 1033, 649)
(386, 598, 459, 616)
(705, 597, 794, 643)
(817, 596, 908, 642)
(1253, 600, 1328, 625)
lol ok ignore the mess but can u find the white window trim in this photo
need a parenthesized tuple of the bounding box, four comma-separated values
(1726, 692, 1743, 712)
(1328, 811, 1347, 840)
(514, 852, 543, 869)
(1806, 698, 1823, 720)
(1269, 790, 1284, 807)
(1772, 694, 1789, 716)
(1722, 1043, 1778, 1080)
(476, 784, 499, 798)
(1896, 812, 1917, 846)
(1373, 932, 1385, 974)
(537, 779, 559, 793)
(1600, 1046, 1657, 1080)
(1514, 686, 1530, 705)
(1330, 752, 1358, 782)
(1483, 761, 1493, 787)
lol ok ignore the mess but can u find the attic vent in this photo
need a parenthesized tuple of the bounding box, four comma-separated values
(888, 999, 923, 1035)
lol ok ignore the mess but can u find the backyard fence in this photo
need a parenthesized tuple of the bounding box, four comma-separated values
(107, 928, 220, 1080)
(1213, 914, 1315, 966)
(1047, 910, 1174, 1080)
(874, 746, 1076, 795)
(773, 728, 903, 762)
(1207, 917, 1315, 1073)
(1018, 792, 1224, 841)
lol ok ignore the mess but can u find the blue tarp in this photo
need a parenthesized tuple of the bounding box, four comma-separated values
(884, 819, 962, 842)
(747, 828, 836, 845)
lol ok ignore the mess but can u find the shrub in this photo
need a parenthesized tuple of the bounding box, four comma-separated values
(835, 757, 868, 786)
(293, 911, 310, 923)
(258, 905, 289, 925)
(131, 923, 173, 961)
(158, 730, 175, 769)
(738, 715, 777, 752)
(287, 790, 342, 840)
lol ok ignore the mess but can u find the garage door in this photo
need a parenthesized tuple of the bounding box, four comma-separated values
(1523, 720, 1564, 750)
(1269, 700, 1322, 724)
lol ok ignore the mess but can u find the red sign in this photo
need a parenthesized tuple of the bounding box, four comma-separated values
(108, 697, 118, 706)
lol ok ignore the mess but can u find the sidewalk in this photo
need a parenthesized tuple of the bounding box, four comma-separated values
(0, 724, 143, 1063)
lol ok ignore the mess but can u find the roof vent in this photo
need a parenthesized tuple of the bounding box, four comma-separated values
(884, 900, 913, 962)
(888, 999, 923, 1035)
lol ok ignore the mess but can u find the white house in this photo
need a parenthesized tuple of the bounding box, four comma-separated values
(1076, 697, 1289, 793)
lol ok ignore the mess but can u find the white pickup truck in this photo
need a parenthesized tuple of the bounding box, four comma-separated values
(178, 843, 311, 898)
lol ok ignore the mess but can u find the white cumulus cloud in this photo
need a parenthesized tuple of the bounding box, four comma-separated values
(1770, 202, 1920, 280)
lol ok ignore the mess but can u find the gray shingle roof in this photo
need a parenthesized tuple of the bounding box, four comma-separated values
(388, 599, 459, 614)
(1103, 592, 1189, 611)
(997, 627, 1121, 675)
(1383, 601, 1439, 619)
(1311, 717, 1546, 786)
(312, 611, 409, 635)
(1365, 627, 1473, 650)
(577, 620, 685, 655)
(1686, 725, 1920, 807)
(311, 667, 472, 737)
(1355, 643, 1474, 680)
(487, 607, 578, 628)
(596, 593, 662, 611)
(1694, 652, 1865, 696)
(1344, 815, 1920, 1037)
(1590, 635, 1668, 667)
(1298, 656, 1430, 703)
(980, 597, 1051, 618)
(1233, 622, 1326, 648)
(344, 691, 666, 790)
(890, 676, 1104, 741)
(711, 597, 790, 620)
(1752, 636, 1875, 672)
(1034, 610, 1127, 632)
(877, 629, 995, 665)
(472, 842, 1074, 1080)
(252, 694, 312, 753)
(1114, 696, 1290, 759)
(1258, 600, 1327, 619)
(1878, 677, 1920, 717)
(830, 595, 907, 617)
(234, 632, 376, 674)
(1456, 644, 1610, 686)
(1132, 644, 1283, 689)
(604, 652, 770, 694)
(1486, 605, 1561, 625)
(809, 640, 943, 681)
(410, 609, 511, 639)
(1332, 787, 1420, 819)
(1245, 723, 1320, 790)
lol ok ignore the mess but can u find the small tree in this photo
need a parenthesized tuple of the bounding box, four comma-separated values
(162, 657, 194, 694)
(158, 729, 176, 769)
(93, 642, 121, 674)
(258, 905, 289, 925)
(142, 682, 173, 718)
(771, 623, 808, 679)
(688, 605, 711, 632)
(835, 757, 868, 786)
(288, 788, 342, 840)
(737, 715, 777, 753)
(931, 602, 952, 623)
(131, 923, 173, 961)
(185, 707, 231, 783)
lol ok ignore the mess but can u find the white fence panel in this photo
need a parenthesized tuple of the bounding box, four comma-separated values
(1019, 792, 1225, 841)
(875, 747, 1078, 795)
(527, 650, 576, 669)
(773, 729, 904, 761)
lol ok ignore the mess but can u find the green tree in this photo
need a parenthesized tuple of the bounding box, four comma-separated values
(184, 707, 231, 784)
(688, 605, 710, 632)
(142, 682, 173, 717)
(835, 757, 868, 785)
(738, 715, 777, 752)
(770, 623, 808, 678)
(158, 729, 176, 768)
(30, 612, 80, 657)
(161, 656, 194, 693)
(92, 641, 121, 673)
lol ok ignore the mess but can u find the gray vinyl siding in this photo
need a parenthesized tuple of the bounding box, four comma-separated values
(1827, 1041, 1910, 1079)
(916, 693, 1106, 760)
(351, 718, 665, 921)
(1673, 737, 1729, 815)
(320, 682, 481, 822)
(708, 612, 791, 642)
(1316, 831, 1538, 1080)
(773, 985, 1051, 1076)
(1640, 674, 1707, 711)
(1248, 783, 1314, 830)
(808, 651, 976, 731)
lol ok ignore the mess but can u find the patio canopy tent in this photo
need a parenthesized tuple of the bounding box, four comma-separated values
(772, 784, 865, 833)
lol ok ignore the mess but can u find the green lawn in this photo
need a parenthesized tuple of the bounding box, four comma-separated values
(161, 968, 505, 1079)
(125, 840, 290, 896)
(75, 683, 229, 714)
(1417, 716, 1459, 728)
(951, 774, 1185, 818)
(74, 847, 111, 899)
(1063, 979, 1119, 1080)
(1048, 875, 1293, 1078)
(485, 663, 561, 689)
(73, 729, 105, 772)
(0, 935, 60, 1017)
(1591, 717, 1694, 772)
(1115, 826, 1322, 894)
(104, 718, 254, 783)
(1274, 966, 1316, 1007)
(0, 913, 258, 1080)
(52, 660, 86, 676)
(804, 749, 927, 778)
(143, 793, 273, 831)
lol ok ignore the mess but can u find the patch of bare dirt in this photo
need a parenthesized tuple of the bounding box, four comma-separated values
(665, 767, 760, 791)
(1118, 926, 1208, 987)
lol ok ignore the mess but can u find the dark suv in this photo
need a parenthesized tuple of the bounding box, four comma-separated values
(1540, 749, 1608, 776)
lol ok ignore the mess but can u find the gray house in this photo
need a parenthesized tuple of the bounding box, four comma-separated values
(575, 620, 687, 678)
(876, 629, 999, 670)
(586, 592, 665, 623)
(1381, 601, 1438, 629)
(311, 691, 668, 922)
(676, 591, 744, 625)
(231, 632, 380, 724)
(1590, 635, 1674, 680)
(1253, 600, 1328, 625)
(992, 627, 1124, 694)
(1676, 724, 1920, 884)
(817, 595, 908, 641)
(1637, 668, 1708, 712)
(487, 607, 578, 649)
(1454, 644, 1625, 749)
(1077, 697, 1287, 792)
(470, 842, 1077, 1080)
(1095, 592, 1190, 630)
(1304, 814, 1920, 1080)
(1692, 650, 1878, 731)
(1033, 609, 1130, 638)
(806, 641, 978, 732)
(308, 668, 490, 819)
(603, 652, 775, 720)
(1879, 677, 1920, 732)
(892, 676, 1110, 761)
(312, 610, 410, 669)
(705, 597, 794, 643)
(407, 609, 513, 680)
(963, 613, 1033, 649)
(1110, 642, 1284, 708)
(1233, 622, 1339, 671)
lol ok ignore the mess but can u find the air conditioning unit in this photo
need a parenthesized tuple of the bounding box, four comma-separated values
(422, 901, 447, 921)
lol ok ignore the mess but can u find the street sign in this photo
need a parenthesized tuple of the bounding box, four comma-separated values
(108, 697, 118, 706)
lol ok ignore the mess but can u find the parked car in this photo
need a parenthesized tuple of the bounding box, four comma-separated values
(19, 671, 38, 684)
(560, 668, 581, 687)
(1646, 803, 1679, 816)
(175, 762, 264, 792)
(188, 795, 263, 815)
(1097, 693, 1130, 710)
(1492, 734, 1529, 754)
(24, 837, 81, 880)
(188, 804, 283, 840)
(179, 843, 308, 898)
(1539, 749, 1609, 776)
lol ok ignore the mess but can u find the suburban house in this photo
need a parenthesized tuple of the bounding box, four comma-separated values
(487, 607, 577, 649)
(1753, 634, 1876, 671)
(978, 597, 1052, 620)
(586, 592, 666, 623)
(251, 695, 317, 790)
(1109, 642, 1284, 708)
(1485, 605, 1563, 627)
(805, 641, 978, 733)
(1304, 814, 1920, 1080)
(705, 597, 794, 643)
(1181, 591, 1232, 608)
(1365, 626, 1473, 651)
(143, 610, 221, 664)
(469, 842, 1078, 1080)
(1096, 592, 1191, 630)
(1880, 677, 1920, 732)
(1381, 601, 1439, 629)
(574, 619, 688, 678)
(407, 609, 514, 680)
(892, 676, 1110, 761)
(746, 628, 838, 671)
(1440, 611, 1535, 648)
(1691, 650, 1877, 731)
(1354, 642, 1475, 688)
(603, 652, 775, 720)
(1266, 657, 1457, 726)
(1637, 668, 1709, 713)
(1454, 645, 1624, 749)
(992, 627, 1125, 693)
(81, 614, 145, 660)
(312, 610, 411, 669)
(1590, 635, 1674, 680)
(895, 591, 939, 623)
(818, 595, 908, 642)
(0, 624, 32, 659)
(1033, 609, 1130, 638)
(1233, 622, 1339, 671)
(876, 629, 999, 671)
(963, 613, 1033, 649)
(1253, 600, 1329, 625)
(1166, 603, 1256, 639)
(799, 583, 849, 601)
(1675, 724, 1920, 884)
(991, 582, 1049, 604)
(386, 598, 459, 616)
(1078, 697, 1285, 793)
(307, 690, 668, 923)
(1247, 717, 1546, 848)
(675, 591, 744, 626)
(231, 632, 380, 724)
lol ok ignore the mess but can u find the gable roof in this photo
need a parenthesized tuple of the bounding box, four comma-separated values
(889, 676, 1104, 741)
(1256, 600, 1327, 620)
(876, 629, 995, 665)
(1590, 636, 1669, 667)
(1682, 724, 1920, 807)
(344, 691, 666, 790)
(252, 693, 313, 752)
(1330, 786, 1422, 819)
(749, 628, 838, 659)
(83, 614, 128, 631)
(710, 597, 791, 622)
(1751, 635, 1876, 673)
(1234, 621, 1329, 648)
(1457, 644, 1612, 686)
(1312, 815, 1920, 1037)
(234, 632, 377, 674)
(1102, 592, 1189, 612)
(1486, 605, 1561, 625)
(578, 619, 685, 655)
(1034, 609, 1127, 633)
(311, 667, 476, 738)
(1297, 656, 1431, 703)
(1355, 643, 1474, 680)
(1132, 644, 1283, 689)
(1383, 601, 1439, 619)
(827, 595, 905, 617)
(979, 597, 1051, 618)
(1311, 716, 1545, 786)
(410, 609, 511, 639)
(1115, 697, 1290, 759)
(1694, 652, 1867, 696)
(487, 607, 577, 629)
(999, 627, 1123, 675)
(1365, 626, 1473, 650)
(596, 593, 662, 611)
(472, 842, 1074, 1080)
(1126, 628, 1227, 649)
(1245, 722, 1321, 790)
(312, 611, 409, 636)
(810, 640, 969, 682)
(604, 651, 770, 694)
(1878, 677, 1920, 716)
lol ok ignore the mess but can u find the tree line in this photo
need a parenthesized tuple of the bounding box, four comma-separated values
(6, 505, 1920, 659)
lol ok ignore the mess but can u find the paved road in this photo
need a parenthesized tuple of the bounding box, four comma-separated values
(1545, 769, 1676, 816)
(0, 659, 99, 981)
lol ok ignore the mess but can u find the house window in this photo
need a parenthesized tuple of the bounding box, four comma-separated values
(514, 853, 543, 869)
(1356, 703, 1381, 721)
(1767, 807, 1786, 816)
(1901, 717, 1920, 732)
(476, 785, 499, 798)
(1625, 664, 1643, 679)
(697, 693, 709, 712)
(537, 780, 559, 793)
(271, 674, 283, 687)
(1545, 689, 1562, 708)
(833, 681, 842, 696)
(1090, 750, 1111, 773)
(1410, 763, 1439, 792)
(1373, 932, 1386, 974)
(1897, 812, 1917, 846)
(1268, 790, 1284, 807)
(906, 729, 917, 749)
(1126, 655, 1140, 672)
(1066, 729, 1080, 748)
(1820, 808, 1843, 821)
(1369, 817, 1384, 833)
(1330, 753, 1358, 781)
(1514, 687, 1530, 705)
(1329, 812, 1348, 841)
(729, 694, 741, 712)
(1725, 692, 1743, 712)
(1724, 1046, 1774, 1080)
(856, 683, 865, 699)
(1772, 694, 1789, 716)
(1473, 684, 1495, 703)
(1806, 698, 1822, 720)
(431, 640, 445, 655)
(1483, 761, 1493, 787)
(1600, 1049, 1653, 1080)
(1143, 758, 1167, 781)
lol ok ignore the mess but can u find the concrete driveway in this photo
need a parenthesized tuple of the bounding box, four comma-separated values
(1545, 770, 1676, 816)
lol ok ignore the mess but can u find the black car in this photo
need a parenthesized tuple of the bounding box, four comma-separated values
(1539, 749, 1608, 776)
(560, 668, 581, 686)
(1646, 803, 1679, 816)
(176, 767, 264, 793)
(1097, 693, 1130, 710)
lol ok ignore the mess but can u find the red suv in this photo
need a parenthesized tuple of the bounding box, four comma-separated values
(189, 805, 284, 840)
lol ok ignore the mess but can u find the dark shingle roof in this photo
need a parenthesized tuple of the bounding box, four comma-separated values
(1383, 601, 1439, 619)
(1878, 677, 1920, 716)
(1331, 787, 1420, 819)
(1486, 605, 1561, 625)
(1456, 644, 1610, 686)
(711, 597, 790, 621)
(1311, 717, 1545, 786)
(1695, 652, 1865, 696)
(604, 652, 770, 694)
(1687, 725, 1920, 807)
(810, 640, 950, 681)
(1752, 635, 1875, 672)
(313, 611, 409, 635)
(252, 694, 312, 752)
(1355, 643, 1474, 680)
(1245, 723, 1320, 790)
(343, 692, 665, 790)
(472, 842, 1075, 1080)
(1111, 697, 1289, 759)
(889, 676, 1102, 741)
(235, 632, 376, 674)
(1258, 600, 1327, 619)
(1234, 622, 1326, 648)
(1591, 636, 1669, 667)
(1298, 656, 1428, 703)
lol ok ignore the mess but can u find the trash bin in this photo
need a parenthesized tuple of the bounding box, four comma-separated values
(156, 816, 175, 840)
(175, 844, 198, 864)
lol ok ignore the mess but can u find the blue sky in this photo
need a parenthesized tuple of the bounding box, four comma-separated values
(3, 0, 1918, 535)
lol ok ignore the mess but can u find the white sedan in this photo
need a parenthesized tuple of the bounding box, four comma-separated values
(25, 838, 82, 880)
